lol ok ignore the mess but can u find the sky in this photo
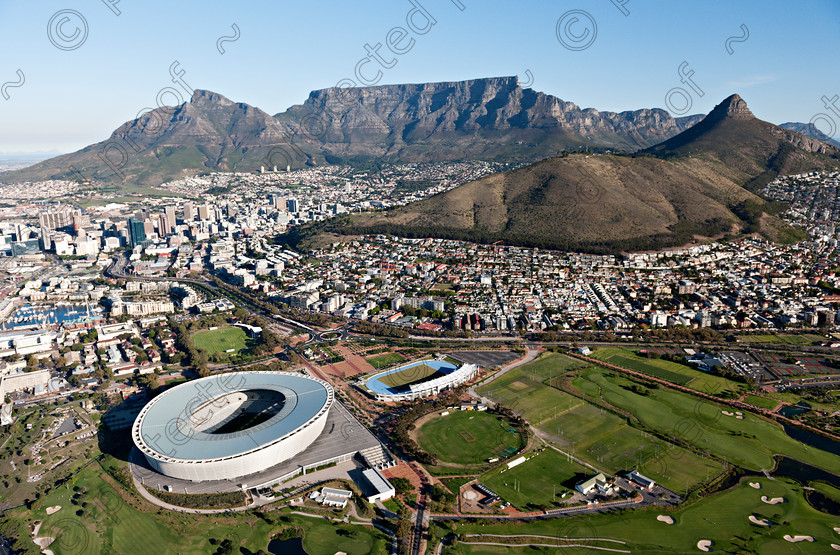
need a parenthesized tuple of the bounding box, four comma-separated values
(0, 0, 839, 153)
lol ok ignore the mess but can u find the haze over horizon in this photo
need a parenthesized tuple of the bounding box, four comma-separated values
(0, 0, 839, 153)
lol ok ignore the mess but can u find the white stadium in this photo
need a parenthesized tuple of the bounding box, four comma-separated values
(132, 371, 333, 482)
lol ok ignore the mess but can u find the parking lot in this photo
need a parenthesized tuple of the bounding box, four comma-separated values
(449, 350, 520, 369)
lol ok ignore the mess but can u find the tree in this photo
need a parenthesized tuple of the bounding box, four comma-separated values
(396, 519, 412, 542)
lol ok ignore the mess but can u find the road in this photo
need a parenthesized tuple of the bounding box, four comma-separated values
(407, 462, 430, 555)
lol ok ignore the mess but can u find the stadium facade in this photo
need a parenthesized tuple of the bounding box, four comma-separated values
(132, 371, 333, 482)
(366, 362, 479, 402)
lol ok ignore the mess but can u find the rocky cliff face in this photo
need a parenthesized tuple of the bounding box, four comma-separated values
(279, 76, 703, 158)
(779, 122, 840, 149)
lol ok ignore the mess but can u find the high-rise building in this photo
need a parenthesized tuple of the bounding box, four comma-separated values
(72, 213, 90, 232)
(128, 218, 146, 248)
(158, 213, 172, 237)
(183, 203, 194, 222)
(198, 204, 210, 221)
(165, 206, 176, 229)
(40, 227, 52, 251)
(15, 223, 28, 242)
(38, 205, 78, 232)
(287, 198, 299, 213)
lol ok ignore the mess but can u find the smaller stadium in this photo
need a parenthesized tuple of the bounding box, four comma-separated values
(364, 360, 479, 402)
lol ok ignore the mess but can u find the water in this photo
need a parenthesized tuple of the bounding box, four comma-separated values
(774, 457, 840, 489)
(267, 537, 307, 555)
(1, 303, 103, 330)
(782, 424, 840, 457)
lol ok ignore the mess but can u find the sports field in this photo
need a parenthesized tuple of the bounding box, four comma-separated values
(481, 448, 588, 510)
(739, 333, 825, 345)
(192, 326, 249, 355)
(589, 346, 746, 397)
(478, 350, 840, 493)
(378, 362, 439, 389)
(416, 410, 523, 466)
(11, 462, 388, 555)
(365, 352, 405, 369)
(572, 368, 840, 473)
(475, 355, 716, 491)
(517, 352, 587, 379)
(476, 353, 585, 424)
(441, 477, 840, 554)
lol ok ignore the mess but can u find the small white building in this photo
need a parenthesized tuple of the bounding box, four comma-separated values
(626, 469, 655, 490)
(575, 473, 615, 495)
(358, 468, 395, 503)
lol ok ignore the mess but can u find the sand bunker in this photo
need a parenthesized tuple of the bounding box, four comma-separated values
(749, 515, 771, 526)
(697, 539, 714, 551)
(761, 496, 785, 504)
(735, 411, 743, 416)
(831, 544, 840, 551)
(749, 482, 761, 489)
(463, 490, 478, 501)
(784, 535, 814, 543)
(657, 515, 675, 524)
(721, 410, 733, 416)
(45, 505, 61, 515)
(735, 415, 744, 419)
(31, 521, 55, 555)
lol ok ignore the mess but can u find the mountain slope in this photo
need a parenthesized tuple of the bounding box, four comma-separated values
(1, 77, 703, 186)
(1, 91, 309, 185)
(780, 122, 840, 149)
(644, 94, 840, 192)
(300, 95, 840, 253)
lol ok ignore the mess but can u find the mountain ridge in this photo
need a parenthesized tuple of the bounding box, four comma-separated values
(1, 77, 704, 185)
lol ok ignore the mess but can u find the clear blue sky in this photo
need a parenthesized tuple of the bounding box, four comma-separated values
(1, 0, 838, 152)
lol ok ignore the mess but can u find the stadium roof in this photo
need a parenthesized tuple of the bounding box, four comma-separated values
(135, 372, 330, 461)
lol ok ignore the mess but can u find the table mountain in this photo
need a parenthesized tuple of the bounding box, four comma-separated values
(278, 76, 703, 164)
(1, 77, 702, 186)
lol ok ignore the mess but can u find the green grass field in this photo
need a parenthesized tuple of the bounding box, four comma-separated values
(416, 411, 523, 466)
(192, 326, 249, 355)
(743, 394, 781, 411)
(477, 354, 722, 491)
(481, 448, 588, 510)
(377, 362, 438, 388)
(477, 351, 840, 495)
(439, 477, 839, 554)
(638, 445, 725, 495)
(739, 333, 826, 346)
(517, 352, 587, 380)
(476, 354, 585, 424)
(8, 462, 388, 555)
(573, 368, 840, 473)
(365, 352, 405, 369)
(590, 347, 745, 397)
